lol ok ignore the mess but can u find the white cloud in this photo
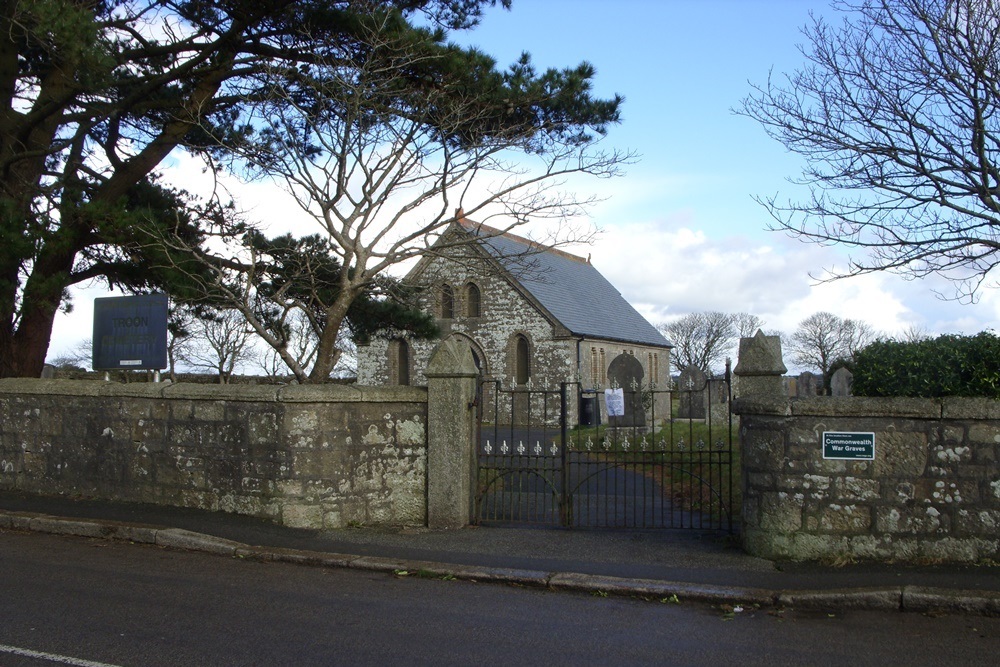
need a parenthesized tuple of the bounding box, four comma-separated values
(583, 217, 814, 325)
(161, 152, 316, 237)
(577, 216, 997, 342)
(778, 273, 912, 335)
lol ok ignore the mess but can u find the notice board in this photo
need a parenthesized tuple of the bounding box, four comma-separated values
(92, 293, 168, 370)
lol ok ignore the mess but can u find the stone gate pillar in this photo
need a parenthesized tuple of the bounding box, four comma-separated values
(425, 338, 479, 529)
(732, 330, 786, 401)
(732, 330, 790, 557)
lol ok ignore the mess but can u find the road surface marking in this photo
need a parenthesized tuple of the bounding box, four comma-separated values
(0, 643, 125, 667)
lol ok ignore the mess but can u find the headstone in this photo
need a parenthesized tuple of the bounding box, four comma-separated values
(677, 364, 708, 420)
(40, 364, 56, 379)
(783, 376, 796, 398)
(798, 371, 819, 397)
(606, 353, 645, 427)
(706, 377, 730, 423)
(831, 367, 853, 397)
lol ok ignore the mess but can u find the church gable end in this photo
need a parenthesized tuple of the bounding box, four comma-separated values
(357, 244, 571, 387)
(356, 218, 671, 393)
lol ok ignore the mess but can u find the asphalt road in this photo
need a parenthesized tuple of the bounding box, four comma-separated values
(2, 529, 999, 667)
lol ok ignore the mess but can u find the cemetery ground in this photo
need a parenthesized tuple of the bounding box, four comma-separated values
(568, 417, 740, 522)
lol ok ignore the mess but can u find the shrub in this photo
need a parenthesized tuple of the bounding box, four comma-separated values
(852, 332, 1000, 398)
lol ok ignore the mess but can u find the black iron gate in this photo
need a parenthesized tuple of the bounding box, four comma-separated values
(474, 373, 735, 531)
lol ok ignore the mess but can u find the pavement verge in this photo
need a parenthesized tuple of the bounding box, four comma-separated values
(3, 509, 998, 617)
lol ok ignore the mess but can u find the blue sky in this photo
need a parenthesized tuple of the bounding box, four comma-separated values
(47, 0, 998, 364)
(453, 0, 819, 241)
(439, 0, 998, 338)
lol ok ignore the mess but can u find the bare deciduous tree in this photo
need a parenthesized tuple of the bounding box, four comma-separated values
(47, 339, 93, 371)
(739, 0, 1000, 301)
(732, 312, 767, 339)
(254, 309, 318, 380)
(165, 305, 199, 382)
(155, 13, 630, 382)
(252, 309, 357, 380)
(180, 309, 255, 384)
(659, 312, 762, 376)
(899, 324, 932, 343)
(789, 312, 877, 380)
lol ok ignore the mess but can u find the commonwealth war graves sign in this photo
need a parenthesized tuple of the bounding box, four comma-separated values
(822, 431, 875, 460)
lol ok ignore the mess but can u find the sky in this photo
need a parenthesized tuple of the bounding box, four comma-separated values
(46, 0, 1000, 365)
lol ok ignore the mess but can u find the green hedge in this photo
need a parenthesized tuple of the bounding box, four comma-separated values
(852, 332, 1000, 398)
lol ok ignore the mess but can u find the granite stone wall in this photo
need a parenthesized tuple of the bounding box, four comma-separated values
(0, 379, 428, 529)
(735, 395, 1000, 562)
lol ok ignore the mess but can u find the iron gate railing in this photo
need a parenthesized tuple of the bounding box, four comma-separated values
(474, 373, 735, 531)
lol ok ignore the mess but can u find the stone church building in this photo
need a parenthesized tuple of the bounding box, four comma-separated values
(356, 216, 672, 404)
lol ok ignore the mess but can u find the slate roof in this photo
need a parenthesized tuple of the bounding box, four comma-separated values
(460, 220, 671, 349)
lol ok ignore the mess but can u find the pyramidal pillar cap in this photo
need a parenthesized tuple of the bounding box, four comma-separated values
(426, 337, 478, 378)
(733, 330, 787, 377)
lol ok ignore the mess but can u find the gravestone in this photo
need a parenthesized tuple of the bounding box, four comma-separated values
(677, 364, 707, 420)
(782, 376, 795, 398)
(831, 367, 853, 397)
(706, 377, 730, 423)
(797, 371, 819, 397)
(606, 353, 645, 427)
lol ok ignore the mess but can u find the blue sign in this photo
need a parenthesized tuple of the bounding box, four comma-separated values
(92, 294, 169, 370)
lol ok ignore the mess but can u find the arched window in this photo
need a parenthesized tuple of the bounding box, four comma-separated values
(515, 334, 530, 385)
(466, 283, 481, 318)
(390, 339, 410, 386)
(440, 284, 454, 319)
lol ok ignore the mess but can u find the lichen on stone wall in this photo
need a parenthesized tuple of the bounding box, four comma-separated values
(0, 382, 430, 531)
(739, 402, 1000, 563)
(396, 416, 424, 447)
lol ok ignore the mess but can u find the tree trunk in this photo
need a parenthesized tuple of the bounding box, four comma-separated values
(8, 302, 59, 377)
(307, 293, 355, 383)
(7, 249, 76, 378)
